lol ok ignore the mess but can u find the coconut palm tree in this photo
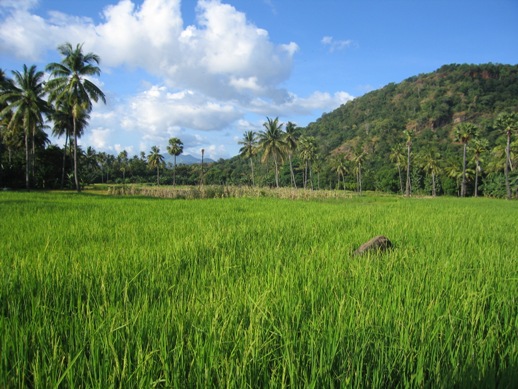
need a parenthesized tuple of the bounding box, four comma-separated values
(330, 153, 347, 190)
(200, 148, 205, 186)
(167, 137, 183, 186)
(147, 146, 164, 185)
(46, 42, 106, 192)
(51, 102, 90, 189)
(0, 69, 7, 86)
(298, 136, 317, 189)
(238, 130, 257, 186)
(0, 64, 51, 189)
(494, 112, 518, 199)
(454, 122, 478, 197)
(0, 69, 13, 176)
(258, 117, 286, 188)
(350, 148, 366, 194)
(312, 153, 323, 190)
(444, 158, 463, 196)
(118, 150, 129, 183)
(284, 121, 298, 188)
(471, 137, 489, 197)
(418, 149, 441, 197)
(390, 144, 406, 195)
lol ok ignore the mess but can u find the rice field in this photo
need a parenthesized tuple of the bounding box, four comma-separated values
(1, 191, 518, 388)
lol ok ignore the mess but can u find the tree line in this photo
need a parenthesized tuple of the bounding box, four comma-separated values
(1, 54, 517, 198)
(230, 113, 518, 200)
(0, 43, 189, 191)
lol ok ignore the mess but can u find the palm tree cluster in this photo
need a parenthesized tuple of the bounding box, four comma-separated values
(239, 117, 319, 189)
(1, 42, 106, 191)
(236, 114, 518, 198)
(0, 65, 51, 190)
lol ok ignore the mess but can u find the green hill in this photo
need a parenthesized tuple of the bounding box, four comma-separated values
(305, 63, 518, 155)
(211, 63, 518, 196)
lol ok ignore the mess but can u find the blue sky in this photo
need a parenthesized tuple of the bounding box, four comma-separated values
(1, 0, 517, 160)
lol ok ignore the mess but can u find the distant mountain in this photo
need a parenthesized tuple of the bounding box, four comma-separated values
(164, 154, 215, 166)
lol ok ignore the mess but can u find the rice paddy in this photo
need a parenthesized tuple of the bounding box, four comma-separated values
(1, 191, 517, 387)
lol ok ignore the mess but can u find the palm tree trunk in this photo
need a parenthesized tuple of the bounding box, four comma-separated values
(474, 160, 479, 197)
(505, 132, 511, 199)
(406, 145, 411, 196)
(398, 165, 403, 195)
(24, 129, 30, 190)
(73, 118, 80, 192)
(432, 172, 436, 197)
(304, 161, 308, 189)
(250, 158, 255, 186)
(61, 131, 68, 189)
(289, 154, 296, 188)
(31, 125, 35, 183)
(309, 162, 314, 190)
(173, 155, 177, 186)
(461, 143, 467, 197)
(358, 163, 362, 194)
(157, 166, 160, 186)
(274, 157, 279, 188)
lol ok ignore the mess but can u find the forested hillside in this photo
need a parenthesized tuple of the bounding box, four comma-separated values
(297, 63, 518, 196)
(214, 63, 518, 197)
(305, 63, 518, 154)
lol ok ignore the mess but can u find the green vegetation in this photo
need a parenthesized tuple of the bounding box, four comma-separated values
(45, 42, 107, 192)
(300, 64, 518, 196)
(3, 62, 517, 197)
(2, 192, 518, 387)
(215, 64, 518, 196)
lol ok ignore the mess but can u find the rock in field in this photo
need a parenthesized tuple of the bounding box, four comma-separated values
(353, 235, 392, 256)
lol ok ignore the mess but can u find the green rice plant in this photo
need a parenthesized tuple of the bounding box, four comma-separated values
(1, 192, 517, 387)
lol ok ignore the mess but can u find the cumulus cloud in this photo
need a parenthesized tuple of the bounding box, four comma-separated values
(91, 0, 297, 102)
(124, 85, 242, 134)
(249, 91, 354, 116)
(0, 0, 298, 101)
(0, 0, 354, 159)
(321, 36, 355, 53)
(85, 128, 113, 150)
(0, 1, 96, 60)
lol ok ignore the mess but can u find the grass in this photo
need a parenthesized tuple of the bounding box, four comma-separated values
(1, 191, 518, 387)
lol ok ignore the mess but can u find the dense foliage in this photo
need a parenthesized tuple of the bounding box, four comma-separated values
(299, 64, 518, 195)
(2, 61, 518, 197)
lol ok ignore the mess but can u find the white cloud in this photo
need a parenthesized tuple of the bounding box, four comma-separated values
(124, 85, 242, 135)
(87, 128, 113, 150)
(82, 0, 297, 102)
(321, 36, 355, 53)
(0, 1, 97, 60)
(249, 91, 354, 116)
(205, 144, 227, 160)
(93, 0, 183, 69)
(113, 144, 134, 154)
(0, 0, 354, 159)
